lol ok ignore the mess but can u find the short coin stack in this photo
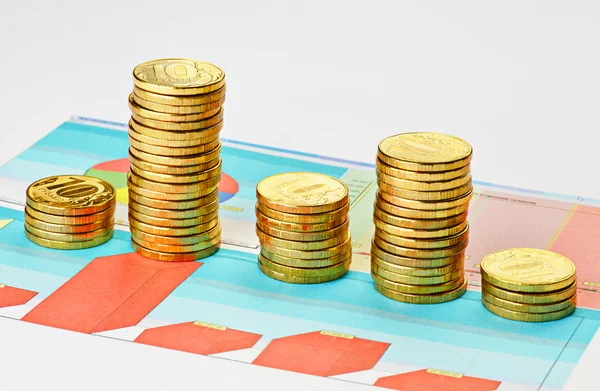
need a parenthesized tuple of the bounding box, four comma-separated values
(255, 172, 352, 283)
(127, 58, 225, 262)
(24, 175, 115, 249)
(371, 132, 473, 304)
(480, 248, 577, 322)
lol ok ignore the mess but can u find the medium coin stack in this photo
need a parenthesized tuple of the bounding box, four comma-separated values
(480, 248, 577, 322)
(127, 58, 225, 262)
(255, 172, 352, 284)
(371, 132, 473, 304)
(24, 175, 115, 249)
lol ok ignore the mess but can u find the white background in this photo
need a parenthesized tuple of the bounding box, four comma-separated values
(0, 1, 599, 390)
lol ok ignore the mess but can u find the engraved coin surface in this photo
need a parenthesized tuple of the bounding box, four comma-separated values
(133, 59, 225, 95)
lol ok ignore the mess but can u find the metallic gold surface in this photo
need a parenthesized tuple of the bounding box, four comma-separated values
(374, 234, 468, 259)
(25, 212, 114, 234)
(260, 236, 352, 260)
(372, 253, 463, 277)
(378, 189, 473, 210)
(129, 151, 220, 175)
(132, 92, 225, 114)
(129, 144, 221, 166)
(375, 279, 467, 304)
(374, 217, 468, 239)
(256, 227, 349, 250)
(126, 176, 215, 201)
(256, 202, 349, 224)
(378, 132, 472, 172)
(375, 225, 469, 249)
(375, 158, 471, 182)
(129, 94, 221, 122)
(25, 227, 113, 250)
(480, 248, 577, 293)
(371, 272, 465, 294)
(256, 172, 349, 214)
(131, 238, 220, 261)
(129, 135, 220, 157)
(256, 219, 348, 242)
(482, 289, 576, 314)
(133, 59, 225, 95)
(24, 222, 113, 242)
(377, 170, 472, 192)
(128, 171, 219, 195)
(375, 193, 469, 219)
(372, 263, 463, 285)
(260, 246, 351, 268)
(130, 158, 222, 184)
(26, 175, 115, 216)
(129, 118, 223, 141)
(131, 108, 224, 131)
(481, 280, 578, 305)
(129, 208, 218, 228)
(256, 209, 346, 232)
(128, 124, 220, 147)
(374, 206, 468, 229)
(128, 188, 219, 210)
(133, 232, 221, 253)
(133, 85, 226, 106)
(25, 204, 115, 225)
(258, 257, 349, 284)
(131, 223, 221, 246)
(378, 180, 472, 201)
(481, 295, 576, 322)
(371, 240, 466, 268)
(128, 214, 218, 236)
(259, 253, 351, 277)
(129, 198, 218, 219)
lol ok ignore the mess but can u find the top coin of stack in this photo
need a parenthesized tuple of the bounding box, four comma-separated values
(24, 175, 116, 249)
(255, 172, 352, 284)
(480, 248, 577, 322)
(127, 58, 225, 262)
(371, 132, 473, 304)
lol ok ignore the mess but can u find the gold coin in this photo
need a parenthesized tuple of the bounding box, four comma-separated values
(26, 175, 115, 216)
(25, 227, 113, 250)
(375, 158, 471, 182)
(129, 143, 221, 166)
(129, 150, 220, 176)
(378, 133, 472, 172)
(256, 209, 346, 232)
(377, 170, 472, 192)
(481, 295, 576, 322)
(256, 219, 348, 242)
(375, 193, 469, 219)
(127, 176, 214, 201)
(378, 180, 472, 201)
(379, 189, 473, 211)
(128, 123, 220, 147)
(24, 222, 113, 242)
(131, 238, 220, 262)
(260, 236, 352, 260)
(256, 226, 349, 251)
(131, 108, 224, 131)
(128, 171, 219, 195)
(374, 234, 469, 259)
(372, 262, 463, 285)
(259, 253, 351, 277)
(260, 246, 351, 268)
(375, 225, 469, 249)
(256, 202, 350, 224)
(480, 248, 577, 293)
(129, 198, 218, 219)
(133, 231, 221, 253)
(374, 206, 468, 229)
(131, 223, 221, 246)
(129, 209, 219, 228)
(129, 214, 218, 236)
(130, 158, 222, 184)
(132, 91, 225, 114)
(481, 280, 578, 305)
(375, 279, 467, 304)
(133, 59, 225, 95)
(256, 172, 349, 214)
(372, 272, 465, 295)
(372, 253, 463, 277)
(258, 258, 349, 284)
(374, 217, 468, 239)
(133, 85, 226, 106)
(371, 239, 465, 268)
(25, 204, 115, 225)
(25, 212, 114, 234)
(129, 94, 221, 122)
(130, 118, 223, 142)
(129, 134, 220, 157)
(129, 187, 219, 210)
(482, 289, 576, 314)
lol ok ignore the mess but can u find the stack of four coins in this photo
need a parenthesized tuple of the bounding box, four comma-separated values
(255, 173, 352, 283)
(127, 59, 225, 261)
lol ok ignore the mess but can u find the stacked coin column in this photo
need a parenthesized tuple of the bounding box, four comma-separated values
(371, 133, 473, 304)
(126, 59, 226, 262)
(24, 175, 116, 250)
(255, 172, 352, 284)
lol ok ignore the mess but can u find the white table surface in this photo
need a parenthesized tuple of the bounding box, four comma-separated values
(0, 1, 599, 390)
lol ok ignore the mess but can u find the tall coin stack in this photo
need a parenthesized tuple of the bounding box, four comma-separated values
(127, 59, 225, 262)
(480, 248, 577, 322)
(24, 175, 115, 249)
(255, 173, 352, 284)
(371, 133, 473, 304)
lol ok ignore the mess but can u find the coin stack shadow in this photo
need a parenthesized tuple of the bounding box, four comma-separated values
(24, 175, 116, 250)
(255, 173, 353, 284)
(371, 133, 473, 304)
(480, 248, 577, 322)
(127, 59, 226, 261)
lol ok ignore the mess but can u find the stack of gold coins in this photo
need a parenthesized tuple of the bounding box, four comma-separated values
(24, 175, 115, 249)
(480, 248, 577, 322)
(255, 172, 352, 284)
(371, 132, 473, 304)
(127, 58, 225, 262)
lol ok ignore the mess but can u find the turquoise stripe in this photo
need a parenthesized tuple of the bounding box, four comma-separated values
(0, 264, 68, 299)
(0, 158, 85, 181)
(32, 127, 128, 161)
